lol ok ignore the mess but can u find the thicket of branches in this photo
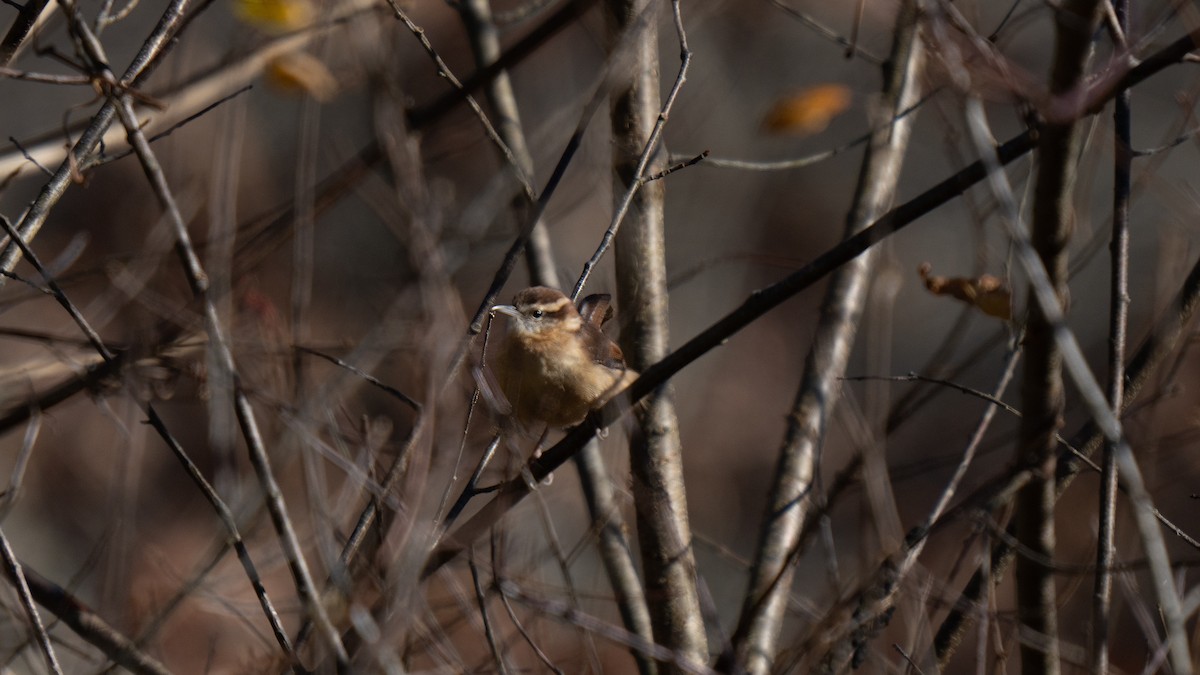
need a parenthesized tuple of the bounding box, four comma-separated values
(0, 0, 1198, 673)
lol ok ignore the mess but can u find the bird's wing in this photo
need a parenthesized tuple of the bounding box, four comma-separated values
(577, 293, 613, 327)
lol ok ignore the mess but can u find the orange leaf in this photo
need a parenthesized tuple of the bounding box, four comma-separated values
(762, 84, 853, 136)
(266, 51, 338, 102)
(233, 0, 313, 32)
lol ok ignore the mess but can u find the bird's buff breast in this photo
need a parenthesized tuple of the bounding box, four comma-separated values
(496, 335, 624, 427)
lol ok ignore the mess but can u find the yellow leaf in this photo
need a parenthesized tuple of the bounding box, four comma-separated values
(233, 0, 313, 32)
(266, 51, 338, 102)
(762, 84, 853, 136)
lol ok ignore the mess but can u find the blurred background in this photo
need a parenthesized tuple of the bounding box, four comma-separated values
(0, 0, 1198, 672)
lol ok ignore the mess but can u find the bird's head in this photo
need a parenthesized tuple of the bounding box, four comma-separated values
(490, 286, 583, 338)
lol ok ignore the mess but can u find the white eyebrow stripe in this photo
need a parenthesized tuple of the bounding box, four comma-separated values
(532, 296, 571, 313)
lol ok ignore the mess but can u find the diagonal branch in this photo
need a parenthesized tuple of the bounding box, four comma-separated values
(0, 0, 50, 66)
(10, 560, 172, 675)
(0, 0, 190, 280)
(0, 526, 64, 675)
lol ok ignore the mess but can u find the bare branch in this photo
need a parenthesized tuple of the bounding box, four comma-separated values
(605, 0, 704, 670)
(729, 2, 923, 670)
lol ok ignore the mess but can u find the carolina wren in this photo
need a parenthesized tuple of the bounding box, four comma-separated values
(489, 286, 636, 428)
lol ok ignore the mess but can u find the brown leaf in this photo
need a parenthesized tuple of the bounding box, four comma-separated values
(918, 262, 1012, 319)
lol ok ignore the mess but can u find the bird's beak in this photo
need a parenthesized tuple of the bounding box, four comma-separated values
(490, 304, 520, 319)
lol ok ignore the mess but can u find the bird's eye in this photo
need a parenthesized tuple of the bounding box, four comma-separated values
(531, 309, 544, 319)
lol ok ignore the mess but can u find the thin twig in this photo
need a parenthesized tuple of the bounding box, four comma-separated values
(0, 526, 64, 675)
(642, 150, 707, 182)
(441, 433, 503, 537)
(386, 0, 536, 202)
(1092, 0, 1133, 671)
(571, 0, 692, 301)
(0, 66, 90, 84)
(499, 579, 718, 675)
(7, 135, 52, 176)
(893, 643, 927, 675)
(843, 372, 1098, 471)
(93, 84, 253, 166)
(765, 0, 882, 64)
(1094, 0, 1128, 667)
(469, 550, 511, 675)
(675, 90, 936, 172)
(14, 561, 172, 675)
(0, 215, 112, 359)
(297, 346, 421, 411)
(496, 573, 565, 674)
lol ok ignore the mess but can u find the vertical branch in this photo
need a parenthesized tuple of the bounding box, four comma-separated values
(458, 0, 557, 288)
(1017, 2, 1101, 672)
(1092, 0, 1131, 671)
(574, 444, 658, 675)
(605, 0, 707, 670)
(728, 2, 923, 672)
(457, 1, 656, 669)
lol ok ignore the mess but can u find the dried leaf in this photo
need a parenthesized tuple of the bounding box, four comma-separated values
(762, 84, 853, 136)
(918, 262, 1012, 319)
(233, 0, 313, 32)
(266, 51, 338, 102)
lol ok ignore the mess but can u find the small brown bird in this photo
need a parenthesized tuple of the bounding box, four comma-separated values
(489, 286, 636, 428)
